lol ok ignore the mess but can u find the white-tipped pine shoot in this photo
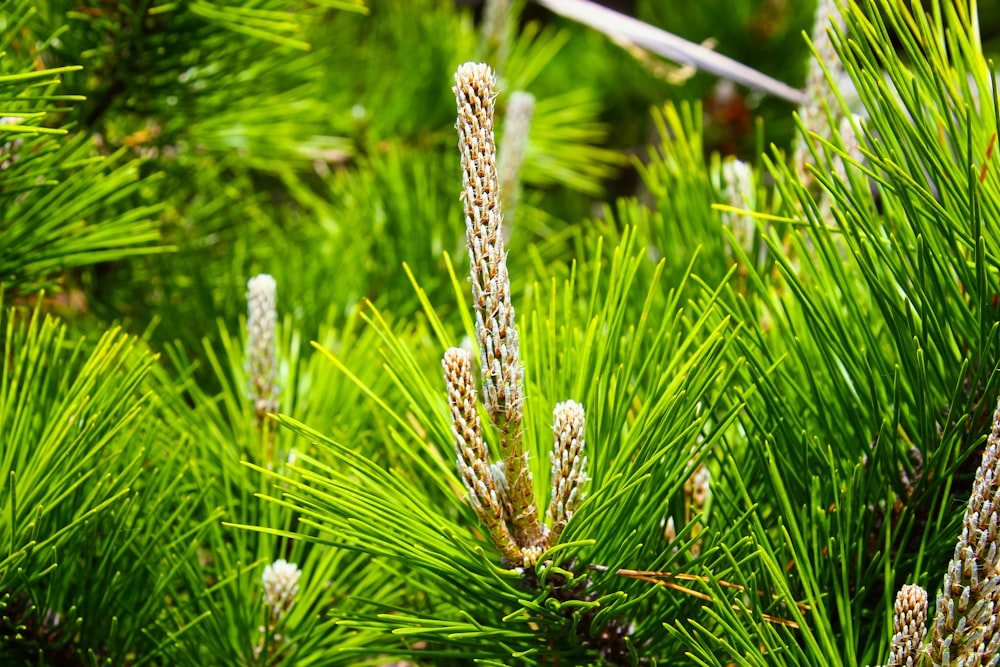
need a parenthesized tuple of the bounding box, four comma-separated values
(793, 0, 847, 186)
(443, 347, 522, 564)
(818, 113, 864, 225)
(547, 400, 588, 544)
(0, 116, 24, 170)
(454, 61, 544, 550)
(246, 274, 279, 420)
(499, 91, 535, 240)
(262, 559, 301, 623)
(887, 584, 927, 667)
(929, 395, 1000, 663)
(720, 157, 756, 259)
(663, 516, 677, 544)
(683, 462, 711, 558)
(685, 463, 711, 511)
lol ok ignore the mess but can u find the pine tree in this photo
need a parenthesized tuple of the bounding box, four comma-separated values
(4, 0, 1000, 665)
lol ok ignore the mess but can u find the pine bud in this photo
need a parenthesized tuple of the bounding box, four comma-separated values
(547, 400, 588, 543)
(454, 62, 543, 550)
(833, 114, 862, 184)
(246, 274, 279, 417)
(720, 158, 756, 259)
(793, 0, 847, 186)
(683, 462, 711, 558)
(888, 584, 927, 666)
(0, 117, 24, 170)
(443, 347, 521, 564)
(663, 516, 677, 544)
(499, 91, 535, 239)
(482, 0, 513, 65)
(929, 395, 1000, 662)
(262, 559, 300, 620)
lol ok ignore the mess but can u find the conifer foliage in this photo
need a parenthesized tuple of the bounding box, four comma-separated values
(4, 0, 1000, 665)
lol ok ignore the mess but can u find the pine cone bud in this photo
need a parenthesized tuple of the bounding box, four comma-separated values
(443, 347, 521, 564)
(929, 395, 1000, 662)
(454, 62, 543, 550)
(246, 274, 279, 417)
(547, 400, 588, 543)
(498, 91, 535, 238)
(262, 559, 300, 620)
(888, 584, 927, 666)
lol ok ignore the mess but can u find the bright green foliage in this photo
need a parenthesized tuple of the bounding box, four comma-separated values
(243, 236, 740, 663)
(0, 1, 163, 297)
(4, 0, 1000, 665)
(0, 295, 204, 662)
(649, 1, 1000, 664)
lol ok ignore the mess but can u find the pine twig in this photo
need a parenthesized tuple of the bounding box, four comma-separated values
(443, 347, 523, 564)
(453, 62, 545, 555)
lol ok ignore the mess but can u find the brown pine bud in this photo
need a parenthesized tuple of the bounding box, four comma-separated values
(929, 395, 1000, 663)
(888, 584, 927, 667)
(453, 62, 543, 550)
(443, 347, 521, 563)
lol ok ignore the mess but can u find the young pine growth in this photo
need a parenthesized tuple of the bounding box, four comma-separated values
(256, 558, 301, 660)
(833, 114, 861, 184)
(928, 395, 1000, 665)
(0, 116, 24, 170)
(887, 584, 928, 667)
(683, 461, 711, 558)
(449, 63, 588, 567)
(246, 273, 279, 421)
(719, 157, 756, 259)
(547, 400, 588, 544)
(498, 90, 534, 239)
(453, 61, 545, 553)
(262, 559, 301, 624)
(481, 0, 513, 67)
(442, 346, 522, 563)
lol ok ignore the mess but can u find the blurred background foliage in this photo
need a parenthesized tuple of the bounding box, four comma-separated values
(6, 0, 857, 355)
